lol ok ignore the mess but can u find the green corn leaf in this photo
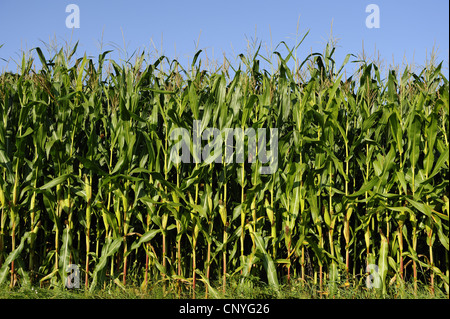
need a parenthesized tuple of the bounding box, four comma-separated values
(408, 114, 421, 170)
(76, 54, 88, 92)
(405, 198, 432, 218)
(130, 229, 161, 251)
(378, 233, 389, 295)
(33, 47, 49, 71)
(90, 237, 123, 291)
(0, 232, 30, 285)
(195, 269, 221, 298)
(39, 174, 71, 190)
(347, 177, 379, 198)
(59, 227, 72, 285)
(252, 231, 279, 290)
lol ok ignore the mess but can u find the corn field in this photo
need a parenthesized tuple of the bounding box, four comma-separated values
(0, 42, 448, 297)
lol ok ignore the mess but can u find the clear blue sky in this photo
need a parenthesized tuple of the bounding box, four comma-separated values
(1, 0, 448, 77)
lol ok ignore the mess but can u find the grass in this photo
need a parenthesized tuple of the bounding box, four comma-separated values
(1, 277, 447, 299)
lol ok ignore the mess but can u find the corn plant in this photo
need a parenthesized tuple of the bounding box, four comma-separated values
(0, 41, 448, 298)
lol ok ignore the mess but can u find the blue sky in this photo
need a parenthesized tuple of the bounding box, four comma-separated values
(0, 0, 448, 77)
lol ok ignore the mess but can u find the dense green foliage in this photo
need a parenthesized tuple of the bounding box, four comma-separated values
(0, 42, 448, 298)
